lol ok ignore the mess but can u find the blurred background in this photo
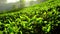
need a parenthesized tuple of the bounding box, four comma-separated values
(0, 0, 46, 11)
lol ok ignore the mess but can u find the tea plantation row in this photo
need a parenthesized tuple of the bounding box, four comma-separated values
(0, 0, 60, 34)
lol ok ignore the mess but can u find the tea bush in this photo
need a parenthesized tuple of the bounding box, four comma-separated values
(0, 0, 60, 34)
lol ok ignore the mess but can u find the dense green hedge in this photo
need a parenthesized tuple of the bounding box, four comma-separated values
(0, 0, 60, 34)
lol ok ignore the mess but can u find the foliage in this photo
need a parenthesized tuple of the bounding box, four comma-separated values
(0, 0, 60, 34)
